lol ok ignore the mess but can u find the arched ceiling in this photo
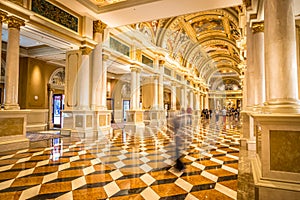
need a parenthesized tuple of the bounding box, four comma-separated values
(134, 7, 243, 87)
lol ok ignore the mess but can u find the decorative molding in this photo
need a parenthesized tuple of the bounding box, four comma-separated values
(31, 0, 78, 32)
(80, 47, 93, 55)
(252, 21, 264, 33)
(0, 11, 8, 23)
(93, 20, 107, 33)
(8, 0, 23, 7)
(242, 0, 251, 8)
(7, 16, 25, 30)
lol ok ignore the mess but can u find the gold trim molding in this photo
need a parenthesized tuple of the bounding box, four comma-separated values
(0, 11, 8, 23)
(252, 22, 264, 33)
(80, 46, 93, 55)
(93, 20, 107, 33)
(7, 16, 25, 30)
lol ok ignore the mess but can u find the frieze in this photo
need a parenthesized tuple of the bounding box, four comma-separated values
(31, 0, 78, 32)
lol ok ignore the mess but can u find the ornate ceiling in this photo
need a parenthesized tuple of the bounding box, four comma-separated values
(134, 7, 243, 88)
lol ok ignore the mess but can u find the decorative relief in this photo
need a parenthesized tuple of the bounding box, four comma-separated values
(49, 68, 65, 87)
(80, 47, 93, 55)
(75, 115, 83, 128)
(7, 16, 25, 30)
(31, 0, 78, 32)
(93, 20, 107, 33)
(252, 22, 264, 33)
(192, 18, 224, 33)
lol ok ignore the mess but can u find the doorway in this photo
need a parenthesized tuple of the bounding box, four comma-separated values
(53, 94, 64, 128)
(123, 100, 130, 122)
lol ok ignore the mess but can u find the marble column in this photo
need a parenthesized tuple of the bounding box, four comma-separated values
(195, 92, 200, 111)
(184, 86, 188, 109)
(189, 90, 194, 109)
(92, 20, 106, 110)
(204, 93, 209, 109)
(158, 60, 164, 110)
(130, 67, 137, 110)
(246, 22, 255, 109)
(4, 16, 25, 110)
(78, 47, 91, 110)
(0, 11, 7, 74)
(252, 22, 265, 108)
(200, 94, 204, 110)
(153, 75, 158, 109)
(264, 0, 299, 112)
(136, 68, 141, 109)
(180, 87, 184, 109)
(171, 83, 177, 110)
(101, 54, 108, 109)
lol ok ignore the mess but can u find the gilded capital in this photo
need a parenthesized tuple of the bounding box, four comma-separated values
(0, 11, 8, 23)
(252, 22, 264, 33)
(7, 16, 25, 30)
(93, 20, 107, 33)
(80, 46, 93, 55)
(159, 60, 165, 66)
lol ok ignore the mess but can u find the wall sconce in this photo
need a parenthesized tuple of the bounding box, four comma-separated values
(34, 95, 39, 101)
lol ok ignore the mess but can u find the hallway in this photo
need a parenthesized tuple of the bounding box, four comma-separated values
(0, 121, 242, 200)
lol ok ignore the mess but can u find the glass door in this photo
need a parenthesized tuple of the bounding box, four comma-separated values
(123, 100, 130, 122)
(53, 94, 64, 128)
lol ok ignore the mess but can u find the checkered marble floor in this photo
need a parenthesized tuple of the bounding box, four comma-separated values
(0, 121, 240, 200)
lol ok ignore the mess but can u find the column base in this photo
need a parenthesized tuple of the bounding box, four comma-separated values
(263, 99, 300, 114)
(4, 104, 20, 110)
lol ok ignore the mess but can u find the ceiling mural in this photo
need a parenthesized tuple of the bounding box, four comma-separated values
(90, 0, 127, 7)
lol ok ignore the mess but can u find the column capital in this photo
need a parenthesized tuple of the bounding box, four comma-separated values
(130, 66, 142, 73)
(171, 82, 177, 87)
(0, 11, 8, 23)
(252, 21, 264, 33)
(242, 0, 251, 8)
(93, 20, 107, 33)
(7, 16, 25, 30)
(80, 46, 93, 55)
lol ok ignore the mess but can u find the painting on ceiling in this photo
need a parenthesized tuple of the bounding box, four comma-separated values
(205, 44, 228, 54)
(92, 0, 127, 6)
(192, 19, 224, 33)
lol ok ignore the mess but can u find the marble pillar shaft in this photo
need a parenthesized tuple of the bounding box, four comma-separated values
(5, 25, 22, 109)
(200, 94, 204, 110)
(101, 60, 107, 109)
(158, 73, 164, 109)
(78, 54, 90, 109)
(92, 32, 103, 110)
(265, 0, 298, 103)
(189, 91, 194, 109)
(252, 27, 265, 106)
(246, 23, 255, 107)
(131, 69, 137, 109)
(136, 70, 141, 109)
(153, 76, 158, 107)
(171, 84, 177, 110)
(195, 93, 200, 110)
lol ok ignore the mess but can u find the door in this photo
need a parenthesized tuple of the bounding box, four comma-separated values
(123, 100, 130, 122)
(53, 94, 64, 128)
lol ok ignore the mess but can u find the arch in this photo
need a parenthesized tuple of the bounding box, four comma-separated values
(49, 67, 65, 89)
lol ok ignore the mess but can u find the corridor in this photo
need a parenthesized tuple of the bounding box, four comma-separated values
(0, 121, 241, 200)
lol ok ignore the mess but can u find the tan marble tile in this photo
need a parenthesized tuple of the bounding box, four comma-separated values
(33, 165, 59, 174)
(219, 180, 238, 191)
(214, 156, 237, 162)
(85, 173, 113, 184)
(0, 191, 22, 200)
(151, 183, 187, 197)
(147, 161, 169, 169)
(225, 163, 239, 170)
(0, 159, 18, 166)
(116, 178, 147, 190)
(122, 159, 143, 166)
(70, 160, 92, 168)
(109, 194, 145, 200)
(182, 175, 214, 185)
(58, 169, 84, 178)
(72, 187, 107, 200)
(11, 176, 43, 187)
(0, 171, 20, 181)
(184, 164, 202, 173)
(148, 170, 177, 180)
(120, 167, 145, 175)
(191, 189, 234, 200)
(206, 168, 235, 177)
(39, 181, 72, 194)
(11, 162, 37, 170)
(197, 160, 221, 167)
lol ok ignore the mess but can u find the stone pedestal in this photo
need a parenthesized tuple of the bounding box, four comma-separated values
(94, 110, 112, 136)
(149, 109, 165, 128)
(240, 111, 256, 150)
(0, 110, 29, 151)
(192, 110, 201, 126)
(251, 114, 300, 200)
(124, 110, 145, 134)
(62, 110, 95, 138)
